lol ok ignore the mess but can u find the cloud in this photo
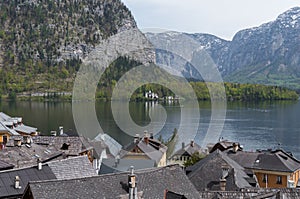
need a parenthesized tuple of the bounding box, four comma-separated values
(122, 0, 299, 39)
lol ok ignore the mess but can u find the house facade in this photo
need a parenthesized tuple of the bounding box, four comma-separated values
(169, 140, 204, 166)
(227, 149, 300, 188)
(120, 133, 167, 167)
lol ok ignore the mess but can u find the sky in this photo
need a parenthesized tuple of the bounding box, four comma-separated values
(121, 0, 300, 40)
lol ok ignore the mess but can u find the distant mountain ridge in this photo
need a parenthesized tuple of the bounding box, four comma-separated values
(146, 7, 300, 89)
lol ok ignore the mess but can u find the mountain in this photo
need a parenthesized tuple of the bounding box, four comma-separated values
(0, 0, 137, 94)
(146, 7, 300, 89)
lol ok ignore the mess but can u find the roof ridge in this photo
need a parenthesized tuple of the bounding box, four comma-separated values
(28, 164, 182, 185)
(47, 155, 89, 165)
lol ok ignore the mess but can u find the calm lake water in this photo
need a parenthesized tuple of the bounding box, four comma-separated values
(1, 100, 300, 159)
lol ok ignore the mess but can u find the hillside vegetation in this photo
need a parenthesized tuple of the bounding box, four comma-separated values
(0, 0, 135, 95)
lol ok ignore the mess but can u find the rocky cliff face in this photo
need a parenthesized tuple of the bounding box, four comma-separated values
(147, 7, 300, 89)
(0, 0, 139, 93)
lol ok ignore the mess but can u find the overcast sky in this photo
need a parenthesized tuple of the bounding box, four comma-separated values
(121, 0, 299, 40)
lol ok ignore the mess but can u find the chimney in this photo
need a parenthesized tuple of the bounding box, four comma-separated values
(143, 131, 149, 138)
(37, 158, 42, 170)
(232, 143, 239, 153)
(128, 166, 137, 199)
(149, 133, 154, 139)
(26, 136, 31, 144)
(134, 134, 140, 143)
(14, 138, 22, 147)
(190, 140, 195, 147)
(50, 131, 57, 136)
(144, 136, 149, 145)
(220, 178, 226, 191)
(59, 126, 63, 135)
(15, 176, 21, 189)
(182, 142, 185, 150)
(114, 155, 120, 168)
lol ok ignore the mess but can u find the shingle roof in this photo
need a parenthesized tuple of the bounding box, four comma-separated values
(24, 164, 200, 199)
(187, 150, 256, 191)
(100, 158, 155, 174)
(227, 149, 300, 173)
(0, 165, 57, 198)
(0, 141, 63, 168)
(14, 124, 37, 135)
(47, 155, 97, 179)
(0, 112, 11, 121)
(252, 150, 300, 172)
(0, 112, 37, 135)
(0, 159, 14, 171)
(226, 150, 260, 168)
(198, 188, 300, 199)
(31, 135, 92, 156)
(0, 156, 97, 198)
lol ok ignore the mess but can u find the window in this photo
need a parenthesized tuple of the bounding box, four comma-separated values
(263, 174, 268, 183)
(3, 136, 7, 144)
(277, 176, 282, 184)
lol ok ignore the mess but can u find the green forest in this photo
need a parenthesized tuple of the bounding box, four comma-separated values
(1, 56, 298, 101)
(96, 57, 299, 101)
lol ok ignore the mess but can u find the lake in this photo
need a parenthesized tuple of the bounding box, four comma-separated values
(1, 100, 300, 159)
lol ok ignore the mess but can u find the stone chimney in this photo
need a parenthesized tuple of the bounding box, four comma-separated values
(50, 131, 57, 136)
(26, 136, 32, 145)
(114, 155, 120, 168)
(15, 176, 21, 189)
(220, 178, 226, 191)
(149, 133, 154, 139)
(190, 140, 195, 147)
(14, 138, 22, 147)
(182, 142, 185, 150)
(59, 126, 63, 135)
(143, 136, 149, 145)
(134, 134, 140, 143)
(37, 158, 42, 170)
(128, 166, 137, 199)
(232, 143, 239, 153)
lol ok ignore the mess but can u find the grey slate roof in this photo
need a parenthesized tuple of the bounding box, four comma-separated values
(23, 164, 200, 199)
(198, 188, 300, 199)
(187, 150, 257, 191)
(0, 112, 11, 121)
(226, 150, 260, 169)
(0, 156, 97, 198)
(0, 122, 8, 132)
(31, 135, 93, 156)
(0, 141, 63, 168)
(0, 121, 19, 136)
(0, 165, 57, 198)
(252, 150, 300, 172)
(227, 149, 300, 173)
(14, 124, 37, 135)
(0, 159, 14, 171)
(0, 112, 37, 135)
(99, 158, 155, 174)
(47, 155, 97, 179)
